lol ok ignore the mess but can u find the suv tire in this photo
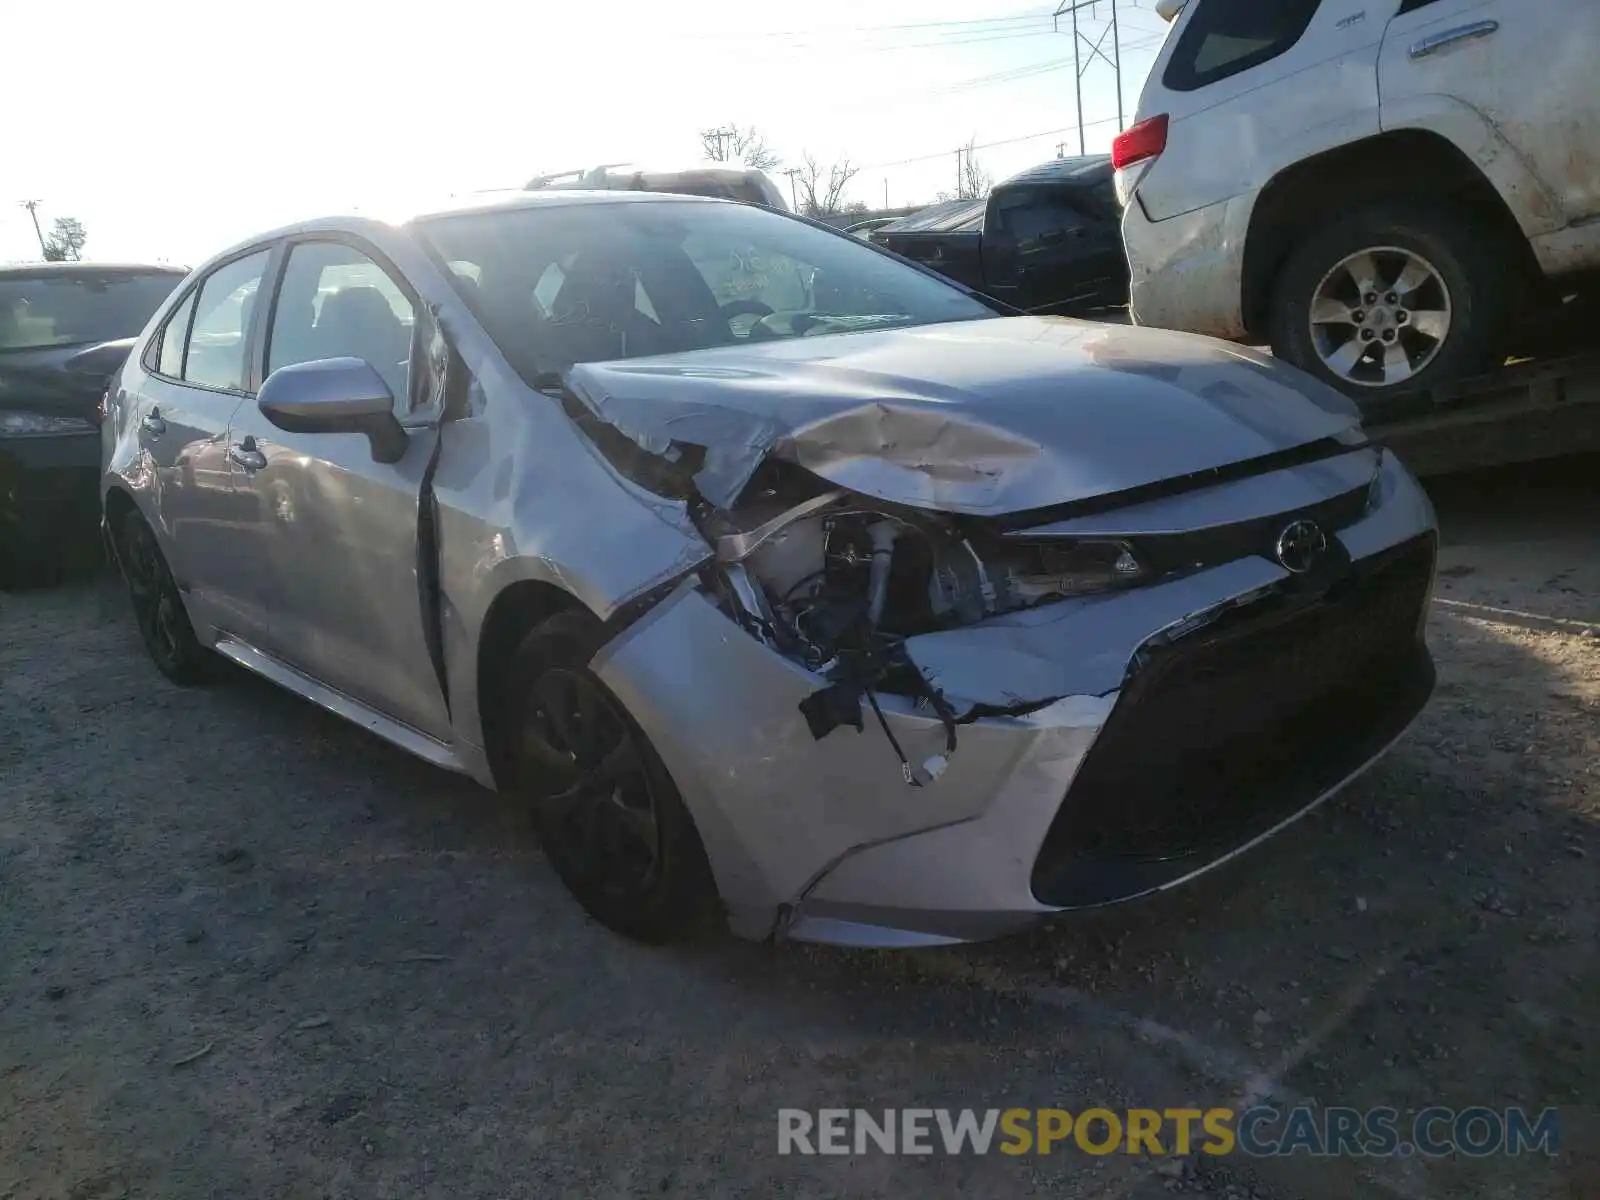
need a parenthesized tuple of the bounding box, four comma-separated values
(1268, 200, 1508, 397)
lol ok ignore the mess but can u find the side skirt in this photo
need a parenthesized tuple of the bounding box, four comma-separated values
(212, 635, 471, 776)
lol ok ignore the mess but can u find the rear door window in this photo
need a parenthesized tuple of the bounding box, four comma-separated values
(1163, 0, 1324, 91)
(155, 291, 197, 377)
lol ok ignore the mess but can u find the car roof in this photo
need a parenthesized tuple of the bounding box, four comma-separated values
(183, 191, 744, 280)
(0, 261, 188, 279)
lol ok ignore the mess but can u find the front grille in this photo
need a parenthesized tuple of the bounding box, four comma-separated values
(1130, 484, 1372, 578)
(1031, 533, 1436, 907)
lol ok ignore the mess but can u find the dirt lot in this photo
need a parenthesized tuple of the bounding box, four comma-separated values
(2, 456, 1596, 1200)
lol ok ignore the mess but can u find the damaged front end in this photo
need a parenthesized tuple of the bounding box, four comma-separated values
(553, 330, 1435, 945)
(693, 461, 1153, 783)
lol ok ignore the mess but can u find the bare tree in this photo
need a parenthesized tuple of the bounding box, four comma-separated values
(938, 139, 994, 202)
(794, 152, 860, 217)
(959, 140, 994, 201)
(699, 124, 781, 171)
(41, 217, 87, 262)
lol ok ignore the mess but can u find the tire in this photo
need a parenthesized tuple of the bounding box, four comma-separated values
(503, 611, 720, 942)
(1267, 200, 1509, 396)
(115, 510, 215, 685)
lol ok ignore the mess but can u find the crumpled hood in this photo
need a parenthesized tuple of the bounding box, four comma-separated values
(563, 315, 1363, 514)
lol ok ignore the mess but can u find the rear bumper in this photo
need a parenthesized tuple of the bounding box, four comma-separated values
(1123, 189, 1255, 340)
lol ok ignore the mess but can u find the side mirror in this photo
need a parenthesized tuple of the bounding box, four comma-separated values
(257, 358, 409, 464)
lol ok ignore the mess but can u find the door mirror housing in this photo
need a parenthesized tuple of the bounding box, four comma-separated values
(257, 358, 409, 464)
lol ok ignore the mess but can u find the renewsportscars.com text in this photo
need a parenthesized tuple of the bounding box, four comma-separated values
(777, 1106, 1561, 1158)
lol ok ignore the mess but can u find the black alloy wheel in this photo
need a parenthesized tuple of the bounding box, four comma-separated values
(505, 611, 718, 941)
(521, 665, 664, 899)
(116, 511, 212, 685)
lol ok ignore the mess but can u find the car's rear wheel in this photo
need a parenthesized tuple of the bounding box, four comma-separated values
(1268, 200, 1508, 397)
(504, 611, 720, 942)
(116, 510, 214, 685)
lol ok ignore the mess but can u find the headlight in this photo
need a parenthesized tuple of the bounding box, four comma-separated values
(0, 411, 97, 437)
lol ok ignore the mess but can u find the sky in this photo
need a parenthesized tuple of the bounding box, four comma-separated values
(2, 0, 1173, 266)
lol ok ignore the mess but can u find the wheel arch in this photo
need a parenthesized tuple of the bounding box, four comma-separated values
(1240, 130, 1537, 339)
(101, 482, 149, 568)
(473, 578, 595, 789)
(102, 482, 140, 530)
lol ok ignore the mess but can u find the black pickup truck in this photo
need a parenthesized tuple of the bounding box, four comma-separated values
(871, 156, 1127, 315)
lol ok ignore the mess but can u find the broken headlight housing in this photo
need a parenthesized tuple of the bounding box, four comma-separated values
(693, 471, 1153, 784)
(699, 475, 1149, 671)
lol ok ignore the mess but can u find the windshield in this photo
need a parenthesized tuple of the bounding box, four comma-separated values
(416, 200, 998, 383)
(0, 272, 182, 352)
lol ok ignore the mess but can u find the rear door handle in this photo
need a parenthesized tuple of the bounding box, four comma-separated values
(1410, 19, 1498, 59)
(140, 408, 166, 436)
(227, 438, 267, 471)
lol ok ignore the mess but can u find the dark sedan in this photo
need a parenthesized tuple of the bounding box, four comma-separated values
(1, 262, 185, 586)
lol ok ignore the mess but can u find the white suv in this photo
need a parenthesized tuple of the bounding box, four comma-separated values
(1116, 0, 1600, 397)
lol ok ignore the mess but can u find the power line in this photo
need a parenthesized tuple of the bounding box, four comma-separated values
(777, 29, 1167, 121)
(698, 8, 1059, 40)
(713, 26, 1058, 54)
(1055, 0, 1127, 155)
(849, 10, 1167, 175)
(859, 115, 1126, 172)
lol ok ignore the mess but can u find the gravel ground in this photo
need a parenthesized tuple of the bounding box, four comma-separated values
(1, 456, 1596, 1200)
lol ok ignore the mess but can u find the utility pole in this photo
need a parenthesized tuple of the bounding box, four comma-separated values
(1053, 0, 1126, 156)
(705, 126, 736, 161)
(20, 200, 46, 256)
(782, 167, 802, 212)
(884, 178, 889, 209)
(1056, 142, 1068, 159)
(955, 146, 965, 196)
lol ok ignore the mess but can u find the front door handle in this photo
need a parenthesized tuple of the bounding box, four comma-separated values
(227, 437, 267, 472)
(1410, 19, 1498, 59)
(140, 408, 166, 436)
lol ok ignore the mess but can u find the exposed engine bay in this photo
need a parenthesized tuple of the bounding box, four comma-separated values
(692, 464, 1149, 782)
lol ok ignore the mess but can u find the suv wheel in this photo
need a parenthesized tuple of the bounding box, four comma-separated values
(1268, 200, 1507, 396)
(504, 611, 721, 942)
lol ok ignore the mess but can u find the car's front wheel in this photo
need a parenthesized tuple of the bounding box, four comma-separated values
(1267, 200, 1508, 397)
(115, 509, 214, 685)
(503, 611, 720, 942)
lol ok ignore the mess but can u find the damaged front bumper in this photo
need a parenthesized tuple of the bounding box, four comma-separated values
(591, 451, 1438, 948)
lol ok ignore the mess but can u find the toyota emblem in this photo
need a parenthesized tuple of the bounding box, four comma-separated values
(1275, 519, 1328, 575)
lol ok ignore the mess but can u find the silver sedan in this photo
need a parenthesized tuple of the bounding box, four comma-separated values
(102, 192, 1437, 947)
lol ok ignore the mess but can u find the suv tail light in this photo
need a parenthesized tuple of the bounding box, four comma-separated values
(1112, 114, 1169, 170)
